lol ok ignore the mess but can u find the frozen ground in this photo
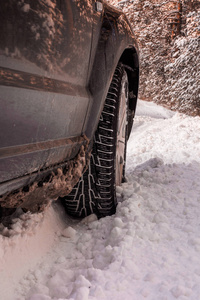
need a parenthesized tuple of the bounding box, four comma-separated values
(0, 100, 200, 300)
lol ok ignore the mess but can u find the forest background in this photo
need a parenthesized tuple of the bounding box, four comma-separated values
(107, 0, 200, 116)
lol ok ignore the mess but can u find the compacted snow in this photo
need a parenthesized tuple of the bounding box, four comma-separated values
(1, 100, 200, 300)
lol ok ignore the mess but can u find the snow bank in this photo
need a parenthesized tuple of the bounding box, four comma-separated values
(0, 205, 66, 300)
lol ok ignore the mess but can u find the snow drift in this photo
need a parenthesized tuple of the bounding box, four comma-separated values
(1, 100, 200, 300)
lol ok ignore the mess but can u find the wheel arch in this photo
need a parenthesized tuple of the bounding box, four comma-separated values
(84, 7, 139, 141)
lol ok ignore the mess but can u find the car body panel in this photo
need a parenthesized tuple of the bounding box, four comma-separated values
(0, 0, 93, 184)
(0, 85, 89, 182)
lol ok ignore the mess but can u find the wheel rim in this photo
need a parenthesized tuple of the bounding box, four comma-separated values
(116, 73, 128, 186)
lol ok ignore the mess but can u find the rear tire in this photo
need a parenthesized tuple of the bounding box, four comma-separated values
(61, 64, 129, 218)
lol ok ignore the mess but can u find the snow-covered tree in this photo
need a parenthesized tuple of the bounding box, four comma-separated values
(108, 0, 200, 116)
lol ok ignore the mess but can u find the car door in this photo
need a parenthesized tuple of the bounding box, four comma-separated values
(0, 0, 93, 184)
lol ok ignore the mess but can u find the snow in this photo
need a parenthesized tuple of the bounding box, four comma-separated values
(1, 100, 200, 299)
(21, 4, 30, 13)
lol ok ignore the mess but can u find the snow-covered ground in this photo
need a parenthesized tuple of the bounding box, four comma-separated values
(1, 100, 200, 300)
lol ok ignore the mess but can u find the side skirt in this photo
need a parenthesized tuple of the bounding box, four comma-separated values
(0, 136, 91, 212)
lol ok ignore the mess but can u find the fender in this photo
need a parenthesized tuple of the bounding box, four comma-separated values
(84, 2, 139, 140)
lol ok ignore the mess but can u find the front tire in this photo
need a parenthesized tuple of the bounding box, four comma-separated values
(61, 64, 129, 218)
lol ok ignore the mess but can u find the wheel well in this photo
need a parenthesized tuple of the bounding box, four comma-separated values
(119, 48, 139, 113)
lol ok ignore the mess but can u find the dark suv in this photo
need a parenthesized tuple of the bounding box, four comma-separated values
(0, 0, 139, 218)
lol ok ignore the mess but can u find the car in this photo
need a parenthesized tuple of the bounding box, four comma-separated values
(0, 0, 139, 219)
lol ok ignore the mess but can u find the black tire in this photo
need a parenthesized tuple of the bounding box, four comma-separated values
(61, 64, 129, 218)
